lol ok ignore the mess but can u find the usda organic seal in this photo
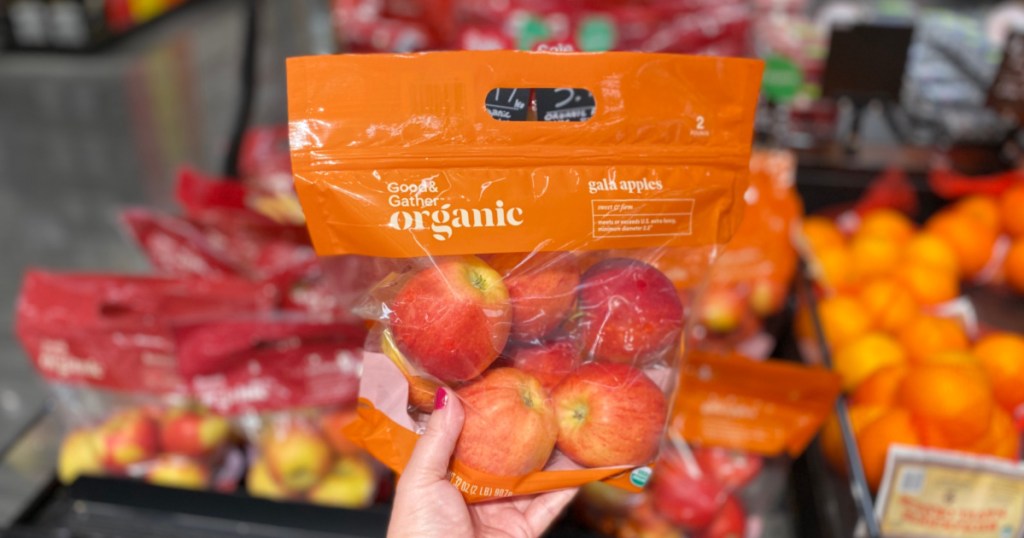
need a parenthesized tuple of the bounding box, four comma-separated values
(630, 466, 652, 488)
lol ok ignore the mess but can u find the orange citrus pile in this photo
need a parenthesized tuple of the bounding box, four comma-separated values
(803, 206, 1024, 492)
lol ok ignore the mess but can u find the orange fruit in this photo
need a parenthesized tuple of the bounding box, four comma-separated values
(904, 232, 959, 275)
(833, 332, 907, 392)
(953, 195, 1001, 233)
(817, 294, 872, 348)
(968, 407, 1019, 459)
(851, 365, 908, 407)
(999, 183, 1024, 237)
(897, 315, 969, 365)
(899, 364, 994, 447)
(925, 210, 997, 279)
(858, 278, 918, 333)
(815, 246, 854, 291)
(850, 234, 901, 282)
(920, 350, 979, 368)
(858, 209, 916, 244)
(802, 216, 845, 253)
(1003, 239, 1024, 294)
(974, 332, 1024, 413)
(896, 262, 959, 306)
(822, 405, 886, 473)
(857, 408, 920, 491)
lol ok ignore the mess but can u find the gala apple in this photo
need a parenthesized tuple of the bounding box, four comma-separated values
(307, 456, 377, 509)
(390, 256, 511, 383)
(650, 451, 726, 530)
(263, 425, 333, 493)
(57, 428, 104, 485)
(698, 286, 745, 334)
(159, 408, 231, 458)
(488, 251, 580, 343)
(145, 455, 210, 490)
(96, 409, 160, 472)
(454, 368, 558, 476)
(508, 339, 579, 391)
(577, 259, 683, 365)
(552, 363, 666, 468)
(247, 458, 292, 501)
(701, 495, 746, 538)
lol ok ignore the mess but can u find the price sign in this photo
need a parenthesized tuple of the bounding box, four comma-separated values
(988, 32, 1024, 122)
(876, 445, 1024, 538)
(536, 88, 596, 122)
(484, 88, 530, 121)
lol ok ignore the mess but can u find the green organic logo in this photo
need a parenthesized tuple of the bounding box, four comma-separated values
(630, 466, 652, 488)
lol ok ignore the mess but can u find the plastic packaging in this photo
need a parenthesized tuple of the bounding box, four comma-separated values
(174, 316, 383, 508)
(576, 351, 841, 537)
(287, 51, 762, 500)
(14, 270, 272, 490)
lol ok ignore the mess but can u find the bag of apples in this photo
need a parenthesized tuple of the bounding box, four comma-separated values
(286, 51, 763, 500)
(175, 316, 386, 508)
(575, 351, 841, 537)
(14, 270, 275, 490)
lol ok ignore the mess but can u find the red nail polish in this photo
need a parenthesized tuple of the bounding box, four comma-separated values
(434, 387, 448, 410)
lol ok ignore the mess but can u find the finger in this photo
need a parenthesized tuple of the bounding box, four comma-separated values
(403, 387, 465, 485)
(524, 487, 578, 532)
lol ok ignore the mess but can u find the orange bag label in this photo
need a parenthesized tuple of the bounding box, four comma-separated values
(671, 351, 841, 457)
(287, 52, 763, 258)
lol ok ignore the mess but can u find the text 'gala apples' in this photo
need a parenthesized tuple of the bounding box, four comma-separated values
(488, 251, 580, 343)
(553, 363, 667, 468)
(390, 256, 511, 384)
(577, 259, 683, 365)
(454, 368, 558, 477)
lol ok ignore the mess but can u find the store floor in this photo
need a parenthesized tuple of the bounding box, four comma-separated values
(0, 0, 335, 521)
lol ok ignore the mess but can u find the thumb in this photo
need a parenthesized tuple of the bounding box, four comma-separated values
(404, 387, 465, 484)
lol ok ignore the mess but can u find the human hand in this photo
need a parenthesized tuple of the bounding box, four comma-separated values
(387, 388, 578, 538)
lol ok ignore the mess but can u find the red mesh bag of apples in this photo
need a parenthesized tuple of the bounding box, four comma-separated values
(174, 317, 385, 508)
(286, 51, 763, 501)
(13, 270, 278, 491)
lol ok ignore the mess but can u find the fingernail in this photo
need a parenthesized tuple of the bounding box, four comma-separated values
(434, 387, 448, 410)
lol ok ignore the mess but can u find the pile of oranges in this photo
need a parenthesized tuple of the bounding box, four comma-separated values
(800, 204, 1024, 492)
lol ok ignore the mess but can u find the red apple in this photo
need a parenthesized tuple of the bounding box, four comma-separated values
(58, 428, 104, 485)
(263, 425, 334, 493)
(307, 456, 377, 509)
(247, 458, 292, 501)
(145, 455, 210, 490)
(700, 495, 746, 538)
(698, 286, 745, 334)
(552, 363, 667, 468)
(508, 339, 579, 391)
(390, 256, 511, 383)
(488, 251, 580, 343)
(96, 409, 160, 472)
(694, 446, 763, 491)
(454, 368, 558, 476)
(650, 452, 726, 530)
(577, 259, 683, 365)
(159, 408, 231, 458)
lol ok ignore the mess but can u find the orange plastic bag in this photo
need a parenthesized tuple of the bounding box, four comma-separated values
(287, 51, 763, 501)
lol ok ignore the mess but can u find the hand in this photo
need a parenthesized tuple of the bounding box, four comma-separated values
(387, 388, 578, 538)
